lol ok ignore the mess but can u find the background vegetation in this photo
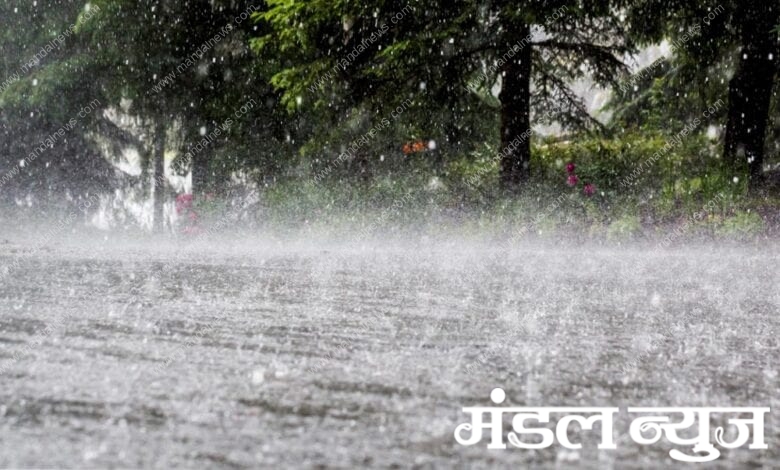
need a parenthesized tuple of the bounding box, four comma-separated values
(0, 0, 778, 240)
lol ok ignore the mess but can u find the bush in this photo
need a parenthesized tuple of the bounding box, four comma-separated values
(716, 211, 765, 237)
(251, 130, 772, 239)
(607, 214, 643, 240)
(533, 132, 720, 193)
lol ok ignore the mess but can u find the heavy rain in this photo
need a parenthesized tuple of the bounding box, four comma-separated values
(0, 1, 778, 468)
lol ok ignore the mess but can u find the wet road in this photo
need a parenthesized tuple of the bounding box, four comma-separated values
(0, 239, 778, 468)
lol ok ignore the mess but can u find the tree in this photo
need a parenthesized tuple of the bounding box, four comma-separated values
(722, 1, 778, 187)
(81, 0, 209, 232)
(624, 0, 779, 190)
(0, 1, 117, 214)
(78, 0, 280, 230)
(256, 0, 634, 192)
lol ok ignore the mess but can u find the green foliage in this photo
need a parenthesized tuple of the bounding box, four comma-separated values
(617, 0, 779, 174)
(255, 0, 637, 174)
(716, 211, 765, 237)
(533, 132, 726, 197)
(0, 0, 777, 238)
(607, 214, 642, 240)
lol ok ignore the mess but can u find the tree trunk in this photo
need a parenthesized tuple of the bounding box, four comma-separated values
(723, 1, 779, 189)
(499, 22, 533, 192)
(152, 119, 166, 233)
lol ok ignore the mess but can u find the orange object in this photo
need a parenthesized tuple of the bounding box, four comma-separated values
(402, 140, 428, 155)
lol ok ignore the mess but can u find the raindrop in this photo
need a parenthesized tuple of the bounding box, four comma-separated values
(490, 388, 506, 403)
(251, 368, 265, 384)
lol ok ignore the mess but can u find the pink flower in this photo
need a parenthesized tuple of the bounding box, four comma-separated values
(566, 162, 576, 174)
(175, 193, 194, 214)
(566, 174, 579, 187)
(583, 183, 596, 196)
